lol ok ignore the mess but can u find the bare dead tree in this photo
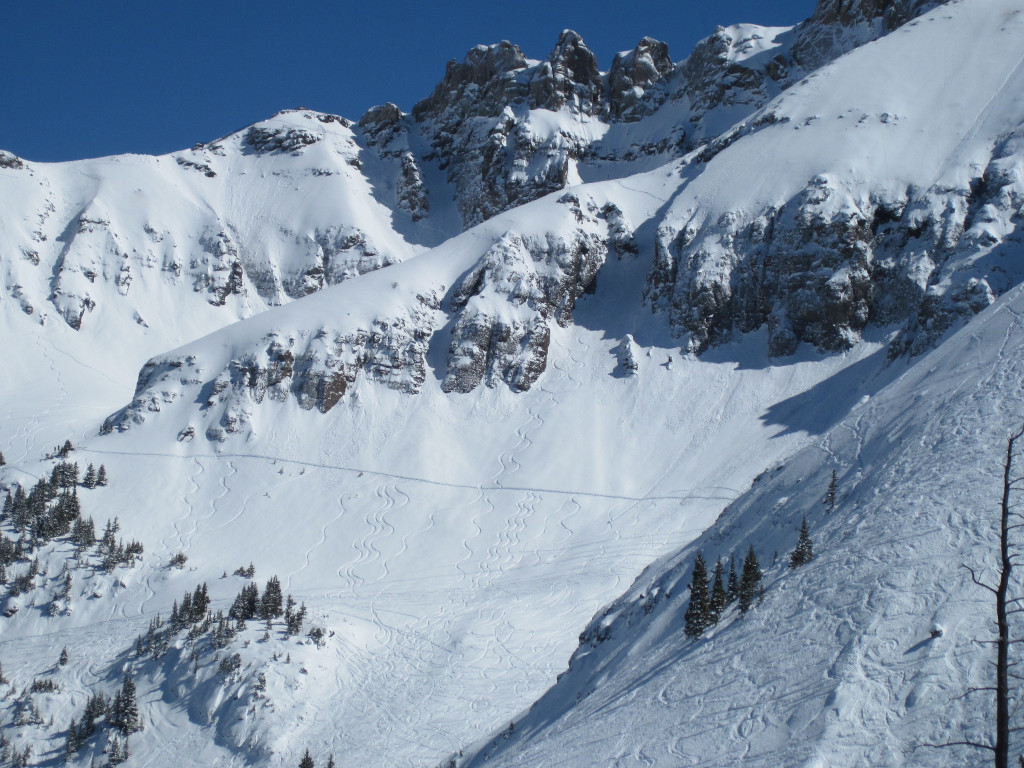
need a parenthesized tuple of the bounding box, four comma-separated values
(929, 424, 1024, 768)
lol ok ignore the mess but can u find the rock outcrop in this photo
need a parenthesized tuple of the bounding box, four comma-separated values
(443, 196, 607, 393)
(646, 129, 1023, 357)
(102, 291, 442, 439)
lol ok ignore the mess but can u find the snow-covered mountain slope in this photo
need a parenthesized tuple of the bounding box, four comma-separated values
(648, 0, 1024, 358)
(455, 258, 1024, 768)
(101, 0, 1024, 429)
(0, 267, 897, 767)
(0, 108, 455, 333)
(2, 0, 1024, 766)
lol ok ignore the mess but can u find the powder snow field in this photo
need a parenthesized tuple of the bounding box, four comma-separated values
(0, 283, 893, 766)
(2, 0, 1024, 766)
(463, 278, 1024, 768)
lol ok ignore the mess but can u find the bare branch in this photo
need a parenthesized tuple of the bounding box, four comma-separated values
(962, 563, 999, 594)
(953, 687, 997, 700)
(921, 740, 995, 752)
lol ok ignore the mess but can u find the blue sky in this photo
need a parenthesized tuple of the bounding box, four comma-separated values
(4, 1, 815, 162)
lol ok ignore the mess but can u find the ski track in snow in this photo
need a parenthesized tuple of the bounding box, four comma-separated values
(16, 332, 70, 467)
(169, 457, 205, 556)
(183, 459, 235, 552)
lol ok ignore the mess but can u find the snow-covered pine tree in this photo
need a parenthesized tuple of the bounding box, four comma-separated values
(299, 748, 315, 768)
(58, 646, 69, 666)
(286, 597, 308, 636)
(230, 582, 260, 620)
(0, 451, 5, 466)
(109, 734, 123, 766)
(64, 718, 81, 760)
(326, 754, 336, 768)
(709, 559, 728, 622)
(191, 582, 210, 620)
(824, 469, 837, 513)
(285, 594, 296, 623)
(83, 464, 97, 489)
(81, 692, 105, 737)
(683, 553, 712, 638)
(113, 671, 142, 735)
(738, 545, 763, 613)
(789, 517, 813, 568)
(260, 575, 284, 620)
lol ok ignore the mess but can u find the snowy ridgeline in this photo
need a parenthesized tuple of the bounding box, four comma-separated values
(1, 0, 1024, 766)
(1, 0, 1022, 415)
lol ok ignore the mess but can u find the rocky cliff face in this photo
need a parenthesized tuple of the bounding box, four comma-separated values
(642, 0, 1015, 360)
(15, 0, 1006, 441)
(443, 196, 608, 393)
(792, 0, 943, 69)
(102, 289, 443, 440)
(402, 0, 951, 231)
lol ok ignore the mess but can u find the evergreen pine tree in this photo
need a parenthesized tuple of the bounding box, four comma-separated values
(284, 595, 308, 636)
(259, 575, 284, 620)
(109, 735, 123, 766)
(64, 718, 81, 759)
(192, 582, 210, 620)
(83, 464, 97, 489)
(230, 582, 260, 620)
(82, 692, 106, 737)
(285, 594, 296, 623)
(727, 554, 739, 604)
(683, 553, 712, 638)
(114, 671, 142, 735)
(97, 464, 108, 486)
(789, 517, 813, 568)
(299, 748, 315, 768)
(326, 755, 336, 768)
(824, 469, 837, 513)
(738, 545, 763, 613)
(109, 689, 123, 730)
(709, 559, 728, 622)
(0, 451, 5, 466)
(58, 646, 69, 666)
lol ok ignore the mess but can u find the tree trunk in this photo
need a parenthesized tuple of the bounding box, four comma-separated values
(995, 427, 1023, 768)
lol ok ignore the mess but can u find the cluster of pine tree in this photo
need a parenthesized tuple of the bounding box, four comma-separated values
(4, 462, 83, 544)
(228, 575, 309, 637)
(133, 583, 239, 660)
(684, 547, 763, 638)
(299, 748, 337, 768)
(96, 517, 144, 572)
(685, 516, 817, 638)
(0, 454, 128, 603)
(82, 462, 108, 489)
(3, 742, 31, 768)
(64, 670, 141, 760)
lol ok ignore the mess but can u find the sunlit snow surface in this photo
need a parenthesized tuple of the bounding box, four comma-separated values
(2, 0, 1024, 766)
